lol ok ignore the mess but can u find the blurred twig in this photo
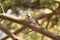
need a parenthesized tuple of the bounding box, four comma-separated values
(1, 26, 27, 40)
(41, 16, 51, 40)
(0, 0, 5, 22)
(37, 4, 60, 20)
(0, 23, 19, 40)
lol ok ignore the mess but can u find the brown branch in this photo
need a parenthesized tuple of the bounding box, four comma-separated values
(0, 23, 19, 40)
(37, 4, 60, 19)
(1, 26, 27, 40)
(37, 9, 60, 19)
(0, 14, 60, 40)
(41, 16, 51, 40)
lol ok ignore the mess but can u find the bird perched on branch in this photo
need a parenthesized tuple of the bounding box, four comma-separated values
(27, 13, 40, 26)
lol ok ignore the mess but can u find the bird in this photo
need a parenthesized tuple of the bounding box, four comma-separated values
(27, 13, 40, 26)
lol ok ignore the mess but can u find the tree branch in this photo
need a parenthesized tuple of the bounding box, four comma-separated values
(41, 16, 51, 40)
(0, 14, 60, 40)
(1, 26, 27, 40)
(37, 9, 60, 19)
(0, 23, 19, 40)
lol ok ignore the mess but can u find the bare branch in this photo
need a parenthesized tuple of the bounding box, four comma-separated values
(0, 23, 19, 40)
(1, 26, 27, 40)
(41, 16, 51, 40)
(37, 9, 60, 19)
(37, 4, 60, 19)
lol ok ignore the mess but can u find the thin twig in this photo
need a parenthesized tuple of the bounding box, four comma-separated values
(0, 23, 19, 40)
(1, 26, 27, 40)
(41, 16, 51, 40)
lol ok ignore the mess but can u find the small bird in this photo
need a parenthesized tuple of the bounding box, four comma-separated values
(27, 13, 40, 26)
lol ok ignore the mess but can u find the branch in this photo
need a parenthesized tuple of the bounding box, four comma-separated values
(41, 16, 51, 40)
(1, 26, 27, 40)
(0, 23, 19, 40)
(37, 9, 60, 19)
(0, 14, 60, 40)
